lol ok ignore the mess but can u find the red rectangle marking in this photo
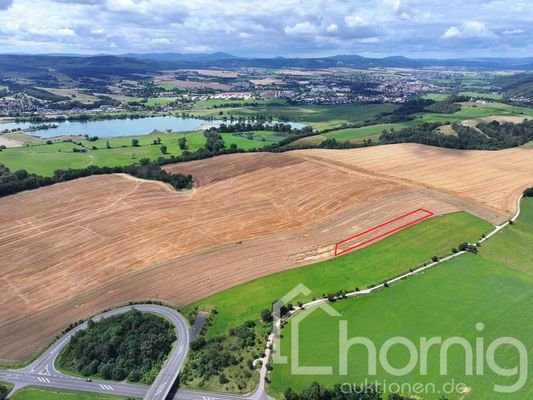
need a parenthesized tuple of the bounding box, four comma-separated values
(334, 208, 434, 256)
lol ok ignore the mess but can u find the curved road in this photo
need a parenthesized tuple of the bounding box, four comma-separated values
(0, 305, 189, 399)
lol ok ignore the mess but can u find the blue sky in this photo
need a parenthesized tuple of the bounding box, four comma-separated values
(0, 0, 531, 58)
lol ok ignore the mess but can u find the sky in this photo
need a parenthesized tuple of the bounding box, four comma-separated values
(0, 0, 532, 58)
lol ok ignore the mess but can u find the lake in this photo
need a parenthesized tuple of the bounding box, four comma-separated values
(0, 116, 306, 138)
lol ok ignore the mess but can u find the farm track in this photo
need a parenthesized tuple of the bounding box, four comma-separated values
(1, 145, 530, 362)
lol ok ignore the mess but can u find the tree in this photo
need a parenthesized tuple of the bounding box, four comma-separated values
(178, 137, 188, 150)
(0, 385, 8, 400)
(132, 139, 140, 147)
(160, 145, 168, 154)
(260, 309, 273, 323)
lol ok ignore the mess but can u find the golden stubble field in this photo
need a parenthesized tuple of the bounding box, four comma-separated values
(0, 145, 530, 362)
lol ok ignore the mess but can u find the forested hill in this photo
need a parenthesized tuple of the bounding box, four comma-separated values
(1, 54, 533, 82)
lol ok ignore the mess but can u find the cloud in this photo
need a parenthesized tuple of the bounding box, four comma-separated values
(0, 0, 531, 57)
(502, 28, 525, 35)
(442, 21, 494, 39)
(326, 23, 338, 33)
(284, 21, 318, 36)
(345, 14, 368, 28)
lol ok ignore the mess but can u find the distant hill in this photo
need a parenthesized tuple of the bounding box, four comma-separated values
(496, 73, 533, 99)
(0, 53, 532, 83)
(122, 52, 240, 62)
(121, 53, 533, 70)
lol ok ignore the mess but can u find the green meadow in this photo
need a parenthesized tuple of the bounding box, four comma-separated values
(269, 199, 533, 399)
(458, 91, 503, 100)
(10, 387, 131, 400)
(190, 103, 398, 130)
(416, 101, 533, 124)
(191, 212, 492, 338)
(0, 130, 271, 176)
(323, 121, 419, 142)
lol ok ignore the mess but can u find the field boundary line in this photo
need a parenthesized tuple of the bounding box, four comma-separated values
(334, 208, 434, 256)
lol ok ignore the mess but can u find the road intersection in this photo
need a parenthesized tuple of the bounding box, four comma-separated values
(0, 304, 266, 400)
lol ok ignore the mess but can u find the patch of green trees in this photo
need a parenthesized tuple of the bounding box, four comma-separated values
(59, 310, 175, 384)
(0, 384, 9, 400)
(380, 119, 533, 150)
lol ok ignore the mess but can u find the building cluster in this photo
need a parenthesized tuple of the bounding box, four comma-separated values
(0, 96, 40, 116)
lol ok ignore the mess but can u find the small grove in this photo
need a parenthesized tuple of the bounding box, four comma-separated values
(180, 308, 270, 393)
(379, 119, 533, 150)
(58, 310, 176, 384)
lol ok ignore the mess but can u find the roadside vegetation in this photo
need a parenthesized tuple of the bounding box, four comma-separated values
(0, 382, 12, 400)
(180, 310, 269, 393)
(57, 310, 175, 384)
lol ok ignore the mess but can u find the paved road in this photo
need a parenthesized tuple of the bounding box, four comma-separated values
(0, 305, 189, 399)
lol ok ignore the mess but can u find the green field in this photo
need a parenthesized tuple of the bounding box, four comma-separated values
(288, 100, 533, 143)
(270, 200, 533, 399)
(416, 101, 533, 124)
(422, 93, 450, 101)
(323, 121, 418, 142)
(195, 98, 287, 108)
(10, 387, 131, 400)
(458, 91, 503, 100)
(478, 197, 533, 275)
(191, 212, 492, 338)
(0, 130, 271, 176)
(190, 103, 398, 130)
(144, 97, 178, 106)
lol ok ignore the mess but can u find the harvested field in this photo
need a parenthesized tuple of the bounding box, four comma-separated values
(250, 78, 284, 85)
(0, 135, 22, 148)
(189, 69, 239, 78)
(461, 114, 531, 127)
(154, 74, 232, 90)
(0, 146, 521, 362)
(295, 144, 533, 216)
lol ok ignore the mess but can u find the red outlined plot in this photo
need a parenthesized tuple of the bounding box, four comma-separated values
(334, 208, 434, 256)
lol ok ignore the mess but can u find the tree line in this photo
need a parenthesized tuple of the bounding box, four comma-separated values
(380, 119, 533, 150)
(59, 310, 175, 384)
(0, 161, 193, 198)
(217, 122, 294, 133)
